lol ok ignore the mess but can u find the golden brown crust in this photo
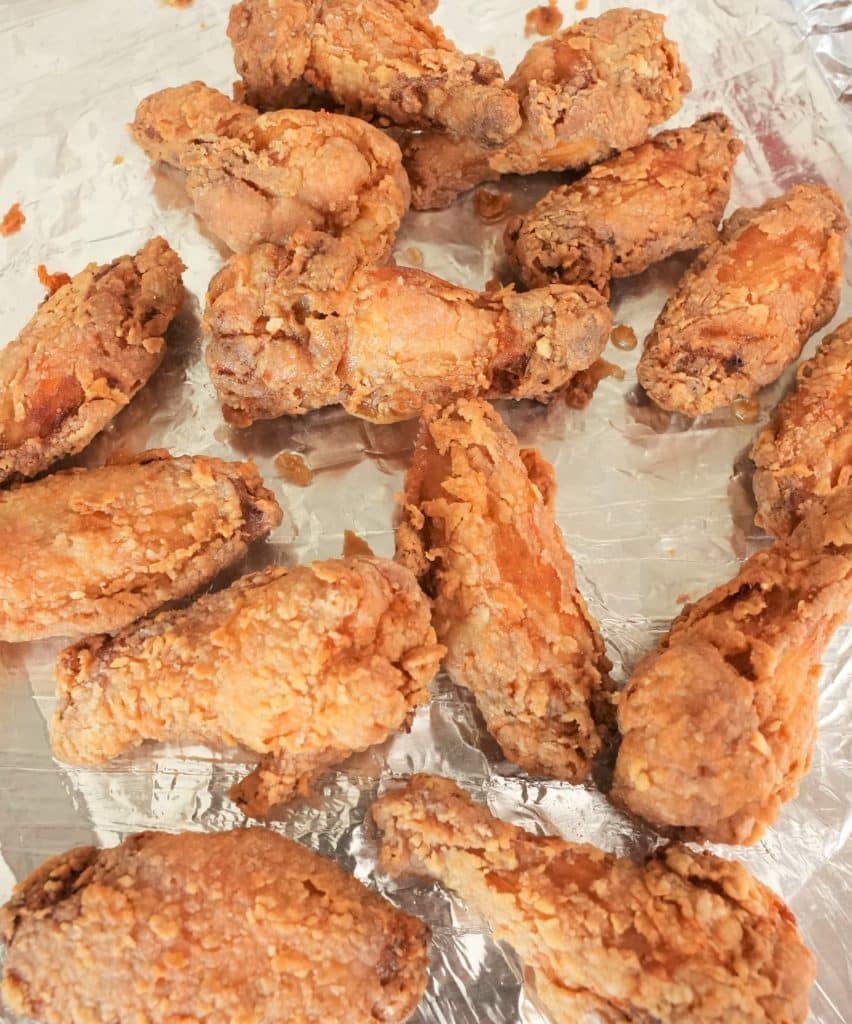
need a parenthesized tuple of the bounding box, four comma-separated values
(2, 828, 429, 1024)
(637, 183, 849, 416)
(0, 239, 185, 484)
(751, 317, 852, 538)
(395, 399, 614, 782)
(0, 452, 282, 642)
(372, 774, 814, 1024)
(613, 487, 852, 845)
(504, 113, 742, 291)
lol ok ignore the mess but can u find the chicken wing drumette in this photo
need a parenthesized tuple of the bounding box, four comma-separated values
(372, 775, 814, 1024)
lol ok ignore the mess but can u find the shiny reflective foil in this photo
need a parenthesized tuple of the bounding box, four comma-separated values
(0, 1, 850, 1022)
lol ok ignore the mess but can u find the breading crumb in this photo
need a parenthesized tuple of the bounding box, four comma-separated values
(525, 0, 563, 36)
(274, 451, 313, 486)
(36, 264, 72, 296)
(0, 202, 25, 237)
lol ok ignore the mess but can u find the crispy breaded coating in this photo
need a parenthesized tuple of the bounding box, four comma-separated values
(396, 399, 613, 782)
(0, 451, 281, 643)
(372, 774, 814, 1024)
(504, 114, 742, 292)
(1, 828, 429, 1024)
(130, 81, 409, 262)
(0, 239, 185, 485)
(205, 239, 611, 427)
(751, 317, 852, 539)
(228, 0, 521, 146)
(402, 8, 690, 210)
(52, 555, 444, 816)
(612, 487, 852, 845)
(638, 183, 848, 417)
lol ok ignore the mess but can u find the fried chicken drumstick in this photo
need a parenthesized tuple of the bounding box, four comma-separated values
(613, 486, 852, 845)
(638, 183, 848, 417)
(0, 451, 281, 643)
(130, 82, 409, 262)
(396, 399, 613, 781)
(229, 0, 521, 146)
(205, 240, 611, 426)
(505, 114, 742, 292)
(1, 828, 429, 1024)
(372, 775, 814, 1024)
(52, 555, 444, 817)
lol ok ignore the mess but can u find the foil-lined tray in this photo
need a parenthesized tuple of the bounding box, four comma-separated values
(0, 1, 850, 1021)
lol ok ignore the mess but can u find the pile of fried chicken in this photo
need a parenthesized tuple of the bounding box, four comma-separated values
(1, 1, 849, 1022)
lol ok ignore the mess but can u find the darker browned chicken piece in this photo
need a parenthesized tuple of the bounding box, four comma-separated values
(504, 113, 742, 292)
(637, 183, 848, 417)
(1, 828, 429, 1024)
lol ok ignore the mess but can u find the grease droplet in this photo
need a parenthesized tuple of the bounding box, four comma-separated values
(732, 397, 761, 424)
(611, 324, 638, 351)
(274, 452, 314, 487)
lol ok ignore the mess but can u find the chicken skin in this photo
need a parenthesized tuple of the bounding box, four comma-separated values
(504, 113, 742, 292)
(1, 828, 429, 1024)
(638, 183, 848, 417)
(402, 8, 690, 210)
(372, 775, 814, 1024)
(205, 239, 611, 427)
(228, 0, 521, 146)
(0, 239, 184, 485)
(130, 81, 409, 263)
(751, 317, 852, 539)
(613, 487, 852, 845)
(396, 399, 613, 782)
(0, 451, 281, 643)
(52, 555, 444, 817)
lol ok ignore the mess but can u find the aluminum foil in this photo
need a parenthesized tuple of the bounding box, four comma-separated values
(0, 1, 850, 1021)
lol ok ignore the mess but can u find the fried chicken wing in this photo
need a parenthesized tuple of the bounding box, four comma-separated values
(396, 399, 613, 782)
(130, 81, 409, 263)
(205, 239, 611, 427)
(402, 8, 690, 210)
(0, 451, 281, 643)
(229, 0, 521, 146)
(372, 774, 814, 1024)
(612, 487, 852, 845)
(52, 555, 444, 816)
(1, 828, 428, 1024)
(751, 317, 852, 539)
(504, 114, 742, 292)
(637, 183, 848, 417)
(0, 239, 185, 485)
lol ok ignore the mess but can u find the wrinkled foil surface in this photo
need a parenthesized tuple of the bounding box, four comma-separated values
(1, 1, 850, 1021)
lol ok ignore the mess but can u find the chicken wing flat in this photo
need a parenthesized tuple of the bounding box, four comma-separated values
(0, 239, 184, 485)
(751, 317, 852, 539)
(1, 828, 428, 1024)
(205, 239, 611, 426)
(52, 555, 444, 817)
(637, 183, 848, 417)
(396, 399, 613, 782)
(0, 451, 281, 643)
(612, 486, 852, 845)
(372, 775, 814, 1024)
(130, 81, 409, 263)
(402, 8, 690, 210)
(504, 113, 742, 292)
(229, 0, 521, 147)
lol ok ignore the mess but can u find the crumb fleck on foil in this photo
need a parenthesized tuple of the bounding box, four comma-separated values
(0, 202, 25, 237)
(274, 451, 314, 487)
(36, 264, 71, 296)
(525, 0, 563, 36)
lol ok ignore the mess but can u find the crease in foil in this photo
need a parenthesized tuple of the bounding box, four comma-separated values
(0, 1, 850, 1022)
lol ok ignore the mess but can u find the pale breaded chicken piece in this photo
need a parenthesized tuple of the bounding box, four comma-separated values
(638, 183, 848, 417)
(1, 828, 429, 1024)
(612, 487, 852, 845)
(372, 775, 814, 1024)
(229, 0, 521, 146)
(52, 555, 444, 817)
(0, 451, 281, 643)
(205, 238, 611, 427)
(130, 81, 409, 263)
(505, 113, 742, 292)
(0, 239, 185, 485)
(402, 8, 690, 210)
(751, 317, 852, 539)
(396, 399, 613, 782)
